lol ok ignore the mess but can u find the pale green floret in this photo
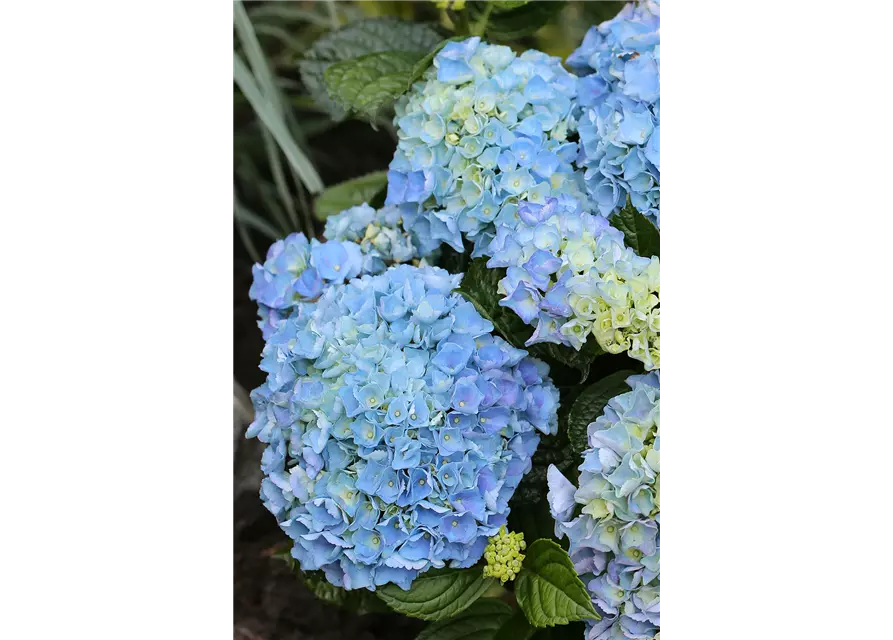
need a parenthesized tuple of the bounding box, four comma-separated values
(482, 526, 526, 584)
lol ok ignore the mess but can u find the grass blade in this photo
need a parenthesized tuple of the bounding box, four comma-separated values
(233, 52, 324, 194)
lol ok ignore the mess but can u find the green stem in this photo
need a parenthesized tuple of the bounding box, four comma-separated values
(456, 8, 472, 35)
(471, 1, 494, 37)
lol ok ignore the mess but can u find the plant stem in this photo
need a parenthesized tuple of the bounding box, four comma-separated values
(471, 1, 494, 37)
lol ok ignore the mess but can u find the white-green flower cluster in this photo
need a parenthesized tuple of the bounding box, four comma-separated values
(482, 525, 526, 584)
(487, 197, 659, 370)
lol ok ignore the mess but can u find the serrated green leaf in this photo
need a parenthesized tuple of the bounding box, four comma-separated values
(567, 370, 638, 454)
(377, 567, 495, 621)
(610, 199, 660, 258)
(417, 599, 514, 640)
(314, 171, 389, 220)
(515, 539, 599, 628)
(493, 608, 536, 640)
(324, 51, 422, 119)
(468, 1, 566, 40)
(300, 18, 442, 120)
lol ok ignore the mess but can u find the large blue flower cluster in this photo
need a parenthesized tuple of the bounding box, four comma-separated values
(386, 36, 588, 257)
(547, 371, 660, 640)
(247, 263, 560, 590)
(487, 197, 659, 370)
(323, 202, 424, 267)
(569, 0, 660, 226)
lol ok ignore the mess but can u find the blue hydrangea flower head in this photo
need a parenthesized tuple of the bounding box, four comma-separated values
(547, 371, 659, 640)
(487, 196, 659, 370)
(386, 37, 590, 257)
(570, 1, 660, 226)
(247, 263, 560, 591)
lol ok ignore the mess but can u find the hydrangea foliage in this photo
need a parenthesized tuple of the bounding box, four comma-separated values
(247, 264, 560, 590)
(487, 197, 659, 370)
(569, 0, 660, 226)
(547, 371, 660, 640)
(386, 36, 588, 257)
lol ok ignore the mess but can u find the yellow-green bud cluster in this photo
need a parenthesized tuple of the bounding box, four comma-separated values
(434, 0, 466, 9)
(482, 526, 526, 584)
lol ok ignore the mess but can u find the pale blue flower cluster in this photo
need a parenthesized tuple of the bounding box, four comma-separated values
(569, 0, 660, 226)
(547, 371, 659, 640)
(248, 263, 560, 591)
(249, 232, 365, 340)
(487, 197, 659, 370)
(323, 202, 424, 268)
(386, 37, 589, 257)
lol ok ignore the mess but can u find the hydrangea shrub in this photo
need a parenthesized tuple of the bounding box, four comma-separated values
(241, 1, 662, 633)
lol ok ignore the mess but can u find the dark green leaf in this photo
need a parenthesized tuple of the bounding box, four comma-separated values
(314, 171, 389, 220)
(493, 608, 536, 640)
(325, 51, 423, 119)
(300, 18, 443, 120)
(491, 1, 531, 11)
(567, 370, 638, 454)
(515, 540, 599, 628)
(377, 567, 495, 621)
(610, 199, 660, 258)
(417, 599, 514, 640)
(468, 1, 567, 40)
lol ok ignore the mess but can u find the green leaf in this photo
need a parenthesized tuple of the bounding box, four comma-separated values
(610, 199, 660, 258)
(566, 370, 638, 454)
(491, 1, 531, 11)
(324, 51, 423, 119)
(300, 18, 442, 120)
(515, 539, 600, 628)
(314, 171, 389, 220)
(417, 599, 514, 640)
(455, 258, 604, 383)
(493, 608, 536, 640)
(377, 567, 495, 621)
(467, 1, 566, 40)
